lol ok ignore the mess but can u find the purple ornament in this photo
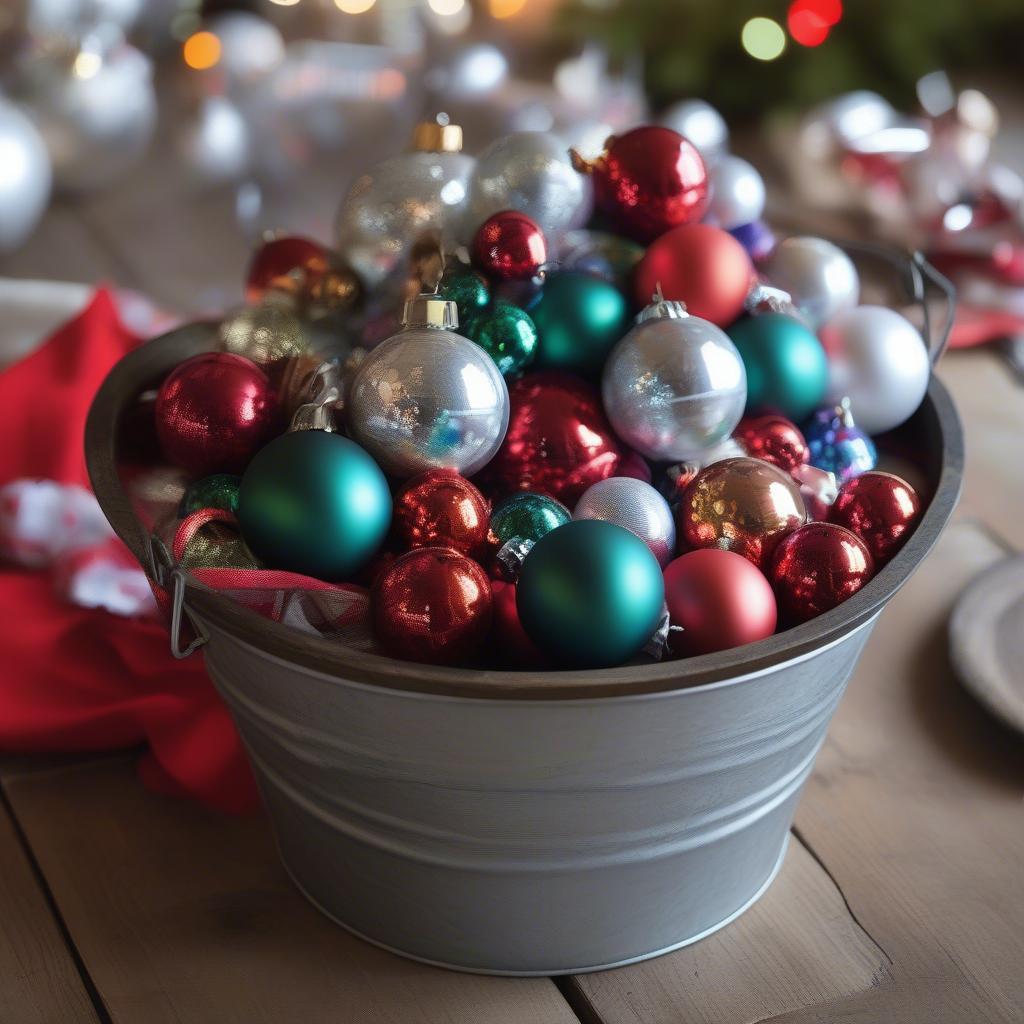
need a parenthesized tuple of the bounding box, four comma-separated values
(730, 219, 776, 261)
(803, 398, 877, 484)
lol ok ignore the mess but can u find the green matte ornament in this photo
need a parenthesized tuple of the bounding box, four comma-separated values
(516, 519, 665, 668)
(237, 430, 392, 580)
(530, 272, 629, 375)
(180, 474, 241, 516)
(465, 302, 538, 376)
(727, 312, 829, 422)
(440, 265, 489, 318)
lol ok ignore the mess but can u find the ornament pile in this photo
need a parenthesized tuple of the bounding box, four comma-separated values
(140, 114, 933, 671)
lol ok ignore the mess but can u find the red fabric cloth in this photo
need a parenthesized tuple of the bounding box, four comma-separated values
(0, 289, 258, 813)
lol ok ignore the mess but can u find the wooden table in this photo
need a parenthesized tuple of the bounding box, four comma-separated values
(1, 119, 1023, 1024)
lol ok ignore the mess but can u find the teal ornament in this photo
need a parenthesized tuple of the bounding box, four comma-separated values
(238, 430, 392, 580)
(530, 272, 629, 375)
(465, 302, 538, 376)
(180, 474, 241, 516)
(516, 519, 665, 668)
(490, 491, 570, 546)
(727, 312, 829, 422)
(440, 264, 489, 317)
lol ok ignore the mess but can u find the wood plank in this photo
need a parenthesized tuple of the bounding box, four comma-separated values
(4, 756, 581, 1024)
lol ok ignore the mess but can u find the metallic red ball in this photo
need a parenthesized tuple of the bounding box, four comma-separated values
(393, 470, 491, 556)
(828, 471, 922, 564)
(155, 353, 278, 475)
(665, 549, 777, 656)
(472, 210, 547, 281)
(734, 414, 809, 474)
(491, 579, 548, 668)
(372, 547, 493, 665)
(482, 372, 623, 505)
(245, 234, 362, 314)
(769, 522, 874, 624)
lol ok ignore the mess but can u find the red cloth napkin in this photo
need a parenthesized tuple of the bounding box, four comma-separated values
(0, 289, 258, 813)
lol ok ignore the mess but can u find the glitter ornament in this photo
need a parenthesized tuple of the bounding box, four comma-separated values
(573, 477, 676, 566)
(464, 302, 538, 377)
(804, 399, 877, 483)
(181, 474, 241, 517)
(472, 210, 547, 281)
(828, 471, 921, 564)
(488, 491, 572, 580)
(393, 470, 490, 557)
(734, 415, 808, 474)
(761, 236, 860, 331)
(218, 303, 309, 371)
(438, 263, 490, 317)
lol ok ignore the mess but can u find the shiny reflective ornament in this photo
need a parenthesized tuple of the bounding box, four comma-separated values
(828, 471, 921, 564)
(769, 522, 874, 624)
(680, 457, 807, 569)
(26, 0, 143, 33)
(464, 130, 590, 244)
(472, 210, 547, 281)
(659, 99, 729, 166)
(393, 470, 490, 556)
(707, 156, 766, 230)
(155, 353, 278, 475)
(572, 126, 708, 244)
(573, 477, 676, 566)
(438, 263, 489, 317)
(347, 293, 509, 478)
(602, 295, 747, 462)
(175, 510, 261, 573)
(761, 237, 860, 331)
(207, 12, 285, 84)
(464, 302, 537, 377)
(804, 400, 877, 483)
(489, 491, 571, 548)
(0, 99, 51, 251)
(181, 474, 241, 517)
(554, 229, 644, 291)
(491, 580, 547, 668)
(372, 547, 493, 665)
(179, 95, 249, 185)
(218, 304, 308, 371)
(819, 306, 930, 435)
(516, 520, 665, 668)
(734, 414, 808, 474)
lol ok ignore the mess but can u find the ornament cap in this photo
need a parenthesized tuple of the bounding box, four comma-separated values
(402, 292, 460, 331)
(288, 362, 342, 433)
(412, 119, 464, 153)
(636, 284, 689, 323)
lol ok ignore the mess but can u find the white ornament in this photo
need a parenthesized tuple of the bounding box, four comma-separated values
(574, 478, 677, 566)
(660, 99, 729, 166)
(762, 236, 860, 330)
(707, 155, 765, 230)
(0, 98, 52, 251)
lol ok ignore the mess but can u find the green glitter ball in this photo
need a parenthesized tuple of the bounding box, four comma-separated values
(180, 474, 241, 516)
(440, 265, 489, 317)
(489, 491, 570, 546)
(465, 302, 538, 376)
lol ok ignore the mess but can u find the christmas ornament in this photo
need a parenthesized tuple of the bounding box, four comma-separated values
(804, 400, 877, 483)
(181, 474, 241, 517)
(155, 353, 278, 475)
(463, 130, 590, 244)
(464, 302, 538, 377)
(484, 372, 622, 505)
(660, 99, 729, 166)
(794, 464, 839, 522)
(727, 312, 829, 421)
(634, 224, 753, 327)
(734, 415, 808, 474)
(491, 580, 547, 668)
(679, 457, 806, 569)
(372, 547, 492, 665)
(207, 11, 285, 84)
(174, 509, 261, 573)
(554, 230, 644, 291)
(573, 477, 676, 566)
(471, 210, 547, 281)
(602, 294, 746, 462)
(516, 520, 665, 668)
(393, 470, 490, 556)
(769, 522, 874, 624)
(438, 263, 489, 317)
(761, 237, 860, 330)
(819, 306, 931, 434)
(0, 98, 51, 251)
(178, 95, 250, 186)
(828, 471, 921, 564)
(218, 304, 309, 372)
(618, 449, 653, 483)
(729, 220, 776, 261)
(664, 549, 777, 656)
(707, 156, 766, 230)
(489, 491, 571, 565)
(347, 292, 509, 478)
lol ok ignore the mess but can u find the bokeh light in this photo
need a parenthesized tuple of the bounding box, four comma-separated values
(428, 0, 466, 13)
(334, 0, 376, 12)
(787, 0, 842, 46)
(489, 0, 527, 17)
(183, 31, 221, 70)
(741, 17, 786, 61)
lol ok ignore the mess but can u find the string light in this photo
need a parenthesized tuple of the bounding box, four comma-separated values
(183, 30, 221, 70)
(741, 17, 786, 61)
(334, 0, 376, 12)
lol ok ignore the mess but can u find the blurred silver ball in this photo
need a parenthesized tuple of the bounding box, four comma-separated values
(179, 96, 250, 185)
(463, 131, 591, 243)
(207, 13, 285, 86)
(819, 305, 930, 435)
(347, 326, 509, 477)
(761, 236, 860, 330)
(707, 155, 765, 230)
(660, 99, 729, 166)
(602, 310, 747, 462)
(26, 0, 143, 35)
(0, 98, 52, 251)
(574, 477, 676, 566)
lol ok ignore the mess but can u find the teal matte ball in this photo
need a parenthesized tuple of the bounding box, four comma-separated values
(530, 273, 629, 375)
(727, 312, 829, 421)
(238, 430, 392, 580)
(516, 519, 665, 668)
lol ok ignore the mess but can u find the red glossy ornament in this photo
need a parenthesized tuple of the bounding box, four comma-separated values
(155, 353, 278, 475)
(634, 224, 753, 327)
(245, 234, 362, 314)
(483, 372, 623, 505)
(393, 470, 491, 556)
(734, 414, 809, 473)
(617, 449, 652, 484)
(665, 549, 777, 656)
(472, 210, 547, 281)
(492, 579, 548, 668)
(574, 126, 708, 243)
(372, 547, 493, 665)
(769, 522, 874, 624)
(828, 471, 921, 564)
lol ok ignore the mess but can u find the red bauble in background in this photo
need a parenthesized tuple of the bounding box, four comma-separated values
(472, 210, 547, 281)
(734, 414, 808, 474)
(155, 353, 278, 475)
(634, 224, 753, 327)
(574, 126, 708, 244)
(393, 470, 491, 556)
(372, 547, 493, 665)
(828, 471, 921, 564)
(245, 234, 362, 314)
(483, 372, 623, 505)
(665, 549, 777, 656)
(492, 580, 548, 668)
(769, 522, 874, 624)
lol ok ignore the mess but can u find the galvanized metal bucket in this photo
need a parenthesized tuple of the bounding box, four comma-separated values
(86, 245, 963, 975)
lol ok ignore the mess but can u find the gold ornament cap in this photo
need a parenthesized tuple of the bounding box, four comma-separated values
(412, 118, 464, 153)
(402, 292, 460, 331)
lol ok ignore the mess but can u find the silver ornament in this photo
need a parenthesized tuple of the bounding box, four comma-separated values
(463, 130, 591, 244)
(218, 304, 308, 369)
(347, 293, 509, 478)
(178, 95, 250, 185)
(819, 306, 930, 435)
(602, 296, 747, 463)
(761, 236, 860, 331)
(207, 13, 285, 86)
(0, 98, 52, 251)
(26, 0, 143, 35)
(707, 155, 765, 230)
(660, 99, 729, 166)
(574, 477, 676, 566)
